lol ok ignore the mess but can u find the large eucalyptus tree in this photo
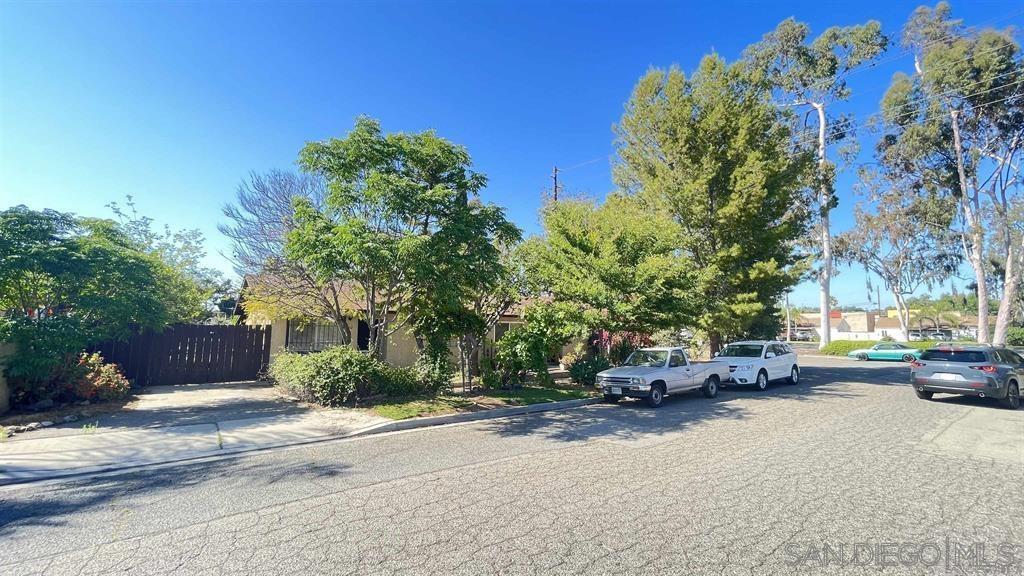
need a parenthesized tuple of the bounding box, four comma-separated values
(745, 18, 888, 348)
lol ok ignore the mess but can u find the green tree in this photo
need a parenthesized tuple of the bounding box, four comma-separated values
(288, 117, 520, 363)
(520, 194, 697, 335)
(108, 196, 232, 322)
(744, 17, 888, 349)
(614, 55, 810, 352)
(835, 181, 960, 341)
(0, 206, 183, 397)
(880, 2, 1023, 344)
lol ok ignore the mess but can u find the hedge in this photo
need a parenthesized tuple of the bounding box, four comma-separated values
(268, 347, 445, 406)
(818, 340, 962, 356)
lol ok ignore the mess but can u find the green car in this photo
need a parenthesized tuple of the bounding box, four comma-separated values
(847, 343, 922, 362)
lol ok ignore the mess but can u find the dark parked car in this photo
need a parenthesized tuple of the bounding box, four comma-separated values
(910, 345, 1022, 409)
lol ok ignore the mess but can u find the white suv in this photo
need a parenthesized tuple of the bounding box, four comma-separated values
(712, 341, 800, 390)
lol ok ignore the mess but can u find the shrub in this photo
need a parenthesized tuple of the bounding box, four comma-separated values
(413, 340, 454, 393)
(567, 355, 612, 386)
(71, 353, 132, 402)
(269, 347, 367, 405)
(1007, 327, 1024, 347)
(269, 347, 440, 406)
(819, 339, 958, 356)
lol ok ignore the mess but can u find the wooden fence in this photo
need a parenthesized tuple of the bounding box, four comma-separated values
(90, 324, 272, 386)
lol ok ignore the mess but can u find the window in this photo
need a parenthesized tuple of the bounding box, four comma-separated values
(494, 322, 513, 341)
(669, 350, 686, 368)
(920, 349, 988, 363)
(718, 344, 763, 358)
(770, 344, 787, 356)
(286, 320, 349, 353)
(623, 350, 669, 367)
(356, 320, 370, 351)
(996, 349, 1023, 365)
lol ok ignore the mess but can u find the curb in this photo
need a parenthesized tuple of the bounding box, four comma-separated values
(0, 397, 602, 488)
(347, 397, 602, 438)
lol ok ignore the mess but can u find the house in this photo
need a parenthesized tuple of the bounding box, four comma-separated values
(235, 276, 529, 367)
(795, 309, 990, 342)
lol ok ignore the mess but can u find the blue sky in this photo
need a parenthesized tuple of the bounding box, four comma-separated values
(2, 0, 1020, 308)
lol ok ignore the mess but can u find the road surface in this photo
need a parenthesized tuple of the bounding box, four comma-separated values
(2, 357, 1022, 575)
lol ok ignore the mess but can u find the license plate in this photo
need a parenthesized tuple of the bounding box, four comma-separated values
(611, 387, 622, 395)
(935, 373, 958, 381)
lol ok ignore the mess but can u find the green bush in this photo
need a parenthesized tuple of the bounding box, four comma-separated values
(268, 347, 437, 406)
(1006, 327, 1024, 347)
(819, 340, 957, 356)
(413, 340, 454, 393)
(71, 353, 132, 402)
(567, 355, 612, 386)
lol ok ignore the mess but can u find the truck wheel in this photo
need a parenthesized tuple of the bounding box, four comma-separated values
(786, 366, 799, 385)
(702, 375, 719, 398)
(999, 382, 1020, 410)
(602, 394, 620, 404)
(914, 389, 933, 400)
(646, 384, 665, 408)
(755, 370, 768, 391)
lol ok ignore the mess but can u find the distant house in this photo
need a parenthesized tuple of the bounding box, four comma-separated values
(795, 310, 989, 342)
(235, 276, 531, 367)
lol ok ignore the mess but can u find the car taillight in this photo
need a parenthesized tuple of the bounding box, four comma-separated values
(969, 365, 998, 373)
(910, 361, 924, 369)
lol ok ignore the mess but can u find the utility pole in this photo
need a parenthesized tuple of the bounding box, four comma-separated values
(877, 285, 882, 319)
(551, 165, 560, 202)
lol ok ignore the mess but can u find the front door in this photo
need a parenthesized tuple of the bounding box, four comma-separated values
(668, 349, 690, 391)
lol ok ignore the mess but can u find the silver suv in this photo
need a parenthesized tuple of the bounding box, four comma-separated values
(910, 345, 1022, 409)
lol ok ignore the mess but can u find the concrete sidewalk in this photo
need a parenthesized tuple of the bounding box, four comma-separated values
(0, 409, 388, 484)
(0, 396, 601, 485)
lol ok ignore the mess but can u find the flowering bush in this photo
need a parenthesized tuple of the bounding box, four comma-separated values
(70, 353, 132, 402)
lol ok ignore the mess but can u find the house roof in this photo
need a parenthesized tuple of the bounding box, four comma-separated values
(238, 273, 529, 321)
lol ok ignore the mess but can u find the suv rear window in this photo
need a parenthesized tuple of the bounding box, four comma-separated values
(920, 350, 988, 363)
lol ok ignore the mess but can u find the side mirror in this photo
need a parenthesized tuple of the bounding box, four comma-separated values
(765, 352, 776, 359)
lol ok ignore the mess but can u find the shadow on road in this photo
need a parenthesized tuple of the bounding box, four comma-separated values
(478, 363, 910, 444)
(0, 457, 351, 537)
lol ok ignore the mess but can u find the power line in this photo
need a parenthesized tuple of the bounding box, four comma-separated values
(786, 75, 1023, 151)
(773, 36, 1024, 111)
(833, 7, 1024, 83)
(562, 156, 605, 171)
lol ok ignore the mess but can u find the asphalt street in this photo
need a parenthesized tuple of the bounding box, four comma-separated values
(2, 356, 1022, 575)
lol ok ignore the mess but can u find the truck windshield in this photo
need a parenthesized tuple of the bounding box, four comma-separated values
(622, 350, 669, 367)
(718, 344, 763, 358)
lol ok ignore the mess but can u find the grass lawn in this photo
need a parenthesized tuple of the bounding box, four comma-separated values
(369, 384, 596, 420)
(479, 385, 594, 405)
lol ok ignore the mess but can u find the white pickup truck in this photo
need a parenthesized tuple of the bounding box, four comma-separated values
(595, 347, 730, 407)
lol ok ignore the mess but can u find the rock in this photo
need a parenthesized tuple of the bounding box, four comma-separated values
(63, 415, 79, 423)
(76, 400, 91, 406)
(24, 422, 40, 431)
(31, 399, 55, 411)
(40, 421, 54, 427)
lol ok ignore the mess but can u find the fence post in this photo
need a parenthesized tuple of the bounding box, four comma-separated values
(0, 343, 14, 415)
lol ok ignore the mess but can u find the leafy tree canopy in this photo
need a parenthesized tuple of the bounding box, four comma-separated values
(613, 54, 811, 347)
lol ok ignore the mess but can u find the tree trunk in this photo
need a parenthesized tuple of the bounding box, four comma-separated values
(949, 109, 990, 344)
(812, 102, 832, 350)
(708, 332, 723, 356)
(892, 291, 910, 342)
(993, 240, 1021, 345)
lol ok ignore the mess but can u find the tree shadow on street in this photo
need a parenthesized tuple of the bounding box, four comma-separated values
(0, 457, 351, 538)
(476, 364, 889, 444)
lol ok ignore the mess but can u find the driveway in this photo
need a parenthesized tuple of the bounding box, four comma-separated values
(0, 381, 388, 483)
(1, 356, 1021, 575)
(20, 381, 308, 439)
